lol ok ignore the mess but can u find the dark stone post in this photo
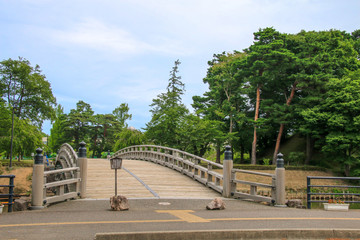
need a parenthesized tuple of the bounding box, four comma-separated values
(78, 142, 88, 198)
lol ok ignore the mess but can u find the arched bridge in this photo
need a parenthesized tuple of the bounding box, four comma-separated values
(30, 144, 286, 208)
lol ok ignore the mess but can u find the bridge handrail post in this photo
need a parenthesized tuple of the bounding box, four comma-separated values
(222, 145, 233, 198)
(275, 153, 286, 206)
(30, 148, 45, 210)
(78, 141, 87, 198)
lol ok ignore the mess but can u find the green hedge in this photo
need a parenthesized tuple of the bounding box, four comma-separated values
(1, 160, 33, 167)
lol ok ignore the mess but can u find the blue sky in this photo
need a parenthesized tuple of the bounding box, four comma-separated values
(1, 0, 359, 134)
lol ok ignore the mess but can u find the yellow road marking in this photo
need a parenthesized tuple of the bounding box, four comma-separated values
(208, 217, 360, 221)
(1, 214, 360, 228)
(156, 210, 210, 223)
(0, 219, 182, 228)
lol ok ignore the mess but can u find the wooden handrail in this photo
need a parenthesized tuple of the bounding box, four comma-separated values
(44, 167, 80, 176)
(232, 169, 275, 178)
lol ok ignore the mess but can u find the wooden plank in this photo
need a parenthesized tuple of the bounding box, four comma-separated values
(194, 176, 208, 185)
(45, 192, 78, 204)
(232, 179, 273, 189)
(232, 169, 275, 178)
(207, 182, 222, 193)
(86, 159, 220, 199)
(208, 170, 223, 179)
(44, 167, 79, 176)
(233, 192, 273, 203)
(44, 178, 80, 188)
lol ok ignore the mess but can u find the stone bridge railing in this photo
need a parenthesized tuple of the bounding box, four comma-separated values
(30, 142, 88, 209)
(113, 145, 286, 205)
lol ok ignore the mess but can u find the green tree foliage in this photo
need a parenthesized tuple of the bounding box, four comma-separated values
(0, 101, 42, 159)
(49, 101, 134, 156)
(64, 100, 94, 148)
(293, 30, 360, 164)
(89, 113, 117, 157)
(301, 70, 360, 176)
(242, 27, 298, 164)
(49, 105, 68, 152)
(177, 114, 223, 157)
(0, 57, 56, 162)
(112, 103, 132, 130)
(0, 102, 12, 155)
(0, 57, 56, 126)
(191, 28, 360, 170)
(145, 60, 189, 148)
(113, 128, 144, 151)
(193, 52, 251, 162)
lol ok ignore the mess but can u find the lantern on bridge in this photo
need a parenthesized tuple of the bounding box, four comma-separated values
(110, 156, 122, 196)
(110, 157, 123, 170)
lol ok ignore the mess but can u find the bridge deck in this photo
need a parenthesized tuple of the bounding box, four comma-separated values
(86, 159, 221, 199)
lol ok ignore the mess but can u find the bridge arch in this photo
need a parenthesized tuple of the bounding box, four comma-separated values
(55, 143, 78, 169)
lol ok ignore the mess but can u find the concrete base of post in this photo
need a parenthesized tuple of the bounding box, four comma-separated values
(31, 164, 44, 210)
(29, 205, 44, 210)
(78, 157, 88, 198)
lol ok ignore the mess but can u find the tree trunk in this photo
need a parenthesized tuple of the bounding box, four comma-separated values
(344, 164, 351, 177)
(9, 107, 15, 168)
(305, 134, 315, 165)
(272, 82, 297, 164)
(251, 86, 261, 165)
(272, 123, 284, 164)
(216, 145, 221, 164)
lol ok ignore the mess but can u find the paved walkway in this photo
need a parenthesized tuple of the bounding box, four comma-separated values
(1, 199, 360, 239)
(86, 159, 220, 199)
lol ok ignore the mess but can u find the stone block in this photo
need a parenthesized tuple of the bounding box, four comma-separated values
(110, 195, 129, 211)
(14, 197, 31, 211)
(286, 199, 303, 208)
(206, 198, 225, 210)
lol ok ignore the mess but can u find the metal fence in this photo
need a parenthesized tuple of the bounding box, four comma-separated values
(307, 176, 360, 209)
(0, 175, 15, 212)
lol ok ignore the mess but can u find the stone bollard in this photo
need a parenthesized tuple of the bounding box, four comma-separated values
(78, 142, 88, 198)
(222, 146, 233, 198)
(275, 153, 286, 206)
(30, 148, 45, 210)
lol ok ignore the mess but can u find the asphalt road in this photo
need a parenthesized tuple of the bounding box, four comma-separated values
(1, 198, 360, 240)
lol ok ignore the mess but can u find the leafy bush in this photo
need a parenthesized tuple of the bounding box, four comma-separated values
(262, 158, 271, 165)
(101, 151, 114, 159)
(288, 152, 305, 165)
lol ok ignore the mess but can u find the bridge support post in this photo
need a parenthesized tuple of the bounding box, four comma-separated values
(30, 148, 45, 210)
(78, 142, 88, 198)
(222, 146, 233, 198)
(275, 153, 286, 206)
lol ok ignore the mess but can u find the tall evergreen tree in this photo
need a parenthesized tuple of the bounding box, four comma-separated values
(145, 60, 188, 148)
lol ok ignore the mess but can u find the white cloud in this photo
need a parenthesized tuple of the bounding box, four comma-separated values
(48, 18, 190, 56)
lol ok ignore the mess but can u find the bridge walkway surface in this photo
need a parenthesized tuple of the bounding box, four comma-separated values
(86, 158, 221, 199)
